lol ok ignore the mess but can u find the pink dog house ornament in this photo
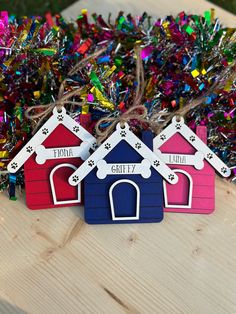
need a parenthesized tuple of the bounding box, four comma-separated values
(153, 116, 231, 214)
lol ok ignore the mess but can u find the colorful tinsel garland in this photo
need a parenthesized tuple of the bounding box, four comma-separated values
(0, 9, 235, 193)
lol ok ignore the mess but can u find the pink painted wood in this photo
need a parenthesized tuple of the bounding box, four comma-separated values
(158, 126, 215, 214)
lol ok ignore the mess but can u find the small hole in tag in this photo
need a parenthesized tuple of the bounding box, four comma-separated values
(120, 121, 126, 129)
(176, 115, 181, 122)
(57, 108, 62, 113)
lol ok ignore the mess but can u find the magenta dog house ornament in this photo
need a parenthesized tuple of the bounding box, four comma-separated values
(153, 116, 231, 214)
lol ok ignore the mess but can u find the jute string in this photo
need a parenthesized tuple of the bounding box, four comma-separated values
(25, 42, 236, 141)
(95, 51, 236, 142)
(25, 47, 107, 133)
(95, 45, 147, 142)
(150, 59, 236, 134)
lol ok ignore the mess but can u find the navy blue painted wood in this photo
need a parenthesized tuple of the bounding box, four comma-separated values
(142, 130, 154, 150)
(84, 136, 164, 224)
(85, 206, 163, 224)
(85, 181, 163, 195)
(112, 182, 137, 218)
(85, 191, 163, 208)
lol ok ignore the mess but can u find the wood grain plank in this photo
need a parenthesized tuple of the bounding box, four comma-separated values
(0, 176, 236, 313)
(0, 1, 236, 313)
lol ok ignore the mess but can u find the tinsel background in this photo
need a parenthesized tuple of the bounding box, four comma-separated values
(0, 9, 235, 194)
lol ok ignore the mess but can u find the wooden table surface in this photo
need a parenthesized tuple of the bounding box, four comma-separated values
(1, 1, 236, 313)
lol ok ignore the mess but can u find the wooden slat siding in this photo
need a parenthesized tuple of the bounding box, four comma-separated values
(192, 185, 214, 198)
(85, 193, 163, 208)
(25, 179, 51, 194)
(84, 217, 164, 224)
(24, 154, 83, 209)
(24, 123, 85, 209)
(26, 180, 81, 200)
(85, 206, 164, 223)
(165, 197, 214, 211)
(85, 173, 163, 224)
(26, 193, 83, 209)
(85, 172, 215, 187)
(168, 163, 213, 174)
(85, 175, 215, 196)
(84, 138, 164, 224)
(85, 181, 163, 195)
(191, 197, 214, 209)
(165, 206, 215, 214)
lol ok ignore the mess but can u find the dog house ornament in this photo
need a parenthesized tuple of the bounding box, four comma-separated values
(7, 107, 96, 209)
(69, 122, 178, 224)
(153, 116, 231, 214)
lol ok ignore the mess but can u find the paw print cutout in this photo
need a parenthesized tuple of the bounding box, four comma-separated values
(42, 128, 49, 135)
(73, 126, 80, 133)
(175, 123, 182, 130)
(189, 135, 196, 142)
(92, 142, 98, 150)
(135, 142, 142, 149)
(11, 162, 18, 170)
(105, 143, 111, 150)
(120, 130, 126, 137)
(154, 160, 160, 167)
(168, 174, 175, 181)
(221, 167, 227, 174)
(57, 114, 64, 122)
(160, 134, 166, 141)
(72, 175, 79, 183)
(26, 146, 33, 153)
(207, 153, 213, 160)
(88, 160, 95, 167)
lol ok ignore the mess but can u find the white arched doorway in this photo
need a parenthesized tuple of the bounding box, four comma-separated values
(109, 179, 140, 221)
(50, 163, 81, 205)
(163, 169, 193, 208)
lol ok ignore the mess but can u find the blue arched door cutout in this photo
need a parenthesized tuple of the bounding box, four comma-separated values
(109, 179, 140, 221)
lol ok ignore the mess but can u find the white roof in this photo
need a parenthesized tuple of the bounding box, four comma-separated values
(69, 122, 179, 185)
(153, 116, 231, 177)
(7, 107, 96, 173)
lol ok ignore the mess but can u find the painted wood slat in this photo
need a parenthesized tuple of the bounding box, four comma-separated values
(24, 159, 82, 181)
(84, 216, 164, 224)
(164, 206, 215, 214)
(165, 197, 215, 212)
(85, 206, 164, 221)
(25, 180, 51, 194)
(26, 192, 82, 208)
(191, 197, 214, 210)
(165, 178, 215, 199)
(25, 173, 83, 196)
(85, 193, 163, 208)
(85, 182, 163, 195)
(192, 185, 215, 198)
(168, 163, 214, 175)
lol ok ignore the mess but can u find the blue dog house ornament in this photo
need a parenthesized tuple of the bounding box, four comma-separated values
(69, 123, 178, 224)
